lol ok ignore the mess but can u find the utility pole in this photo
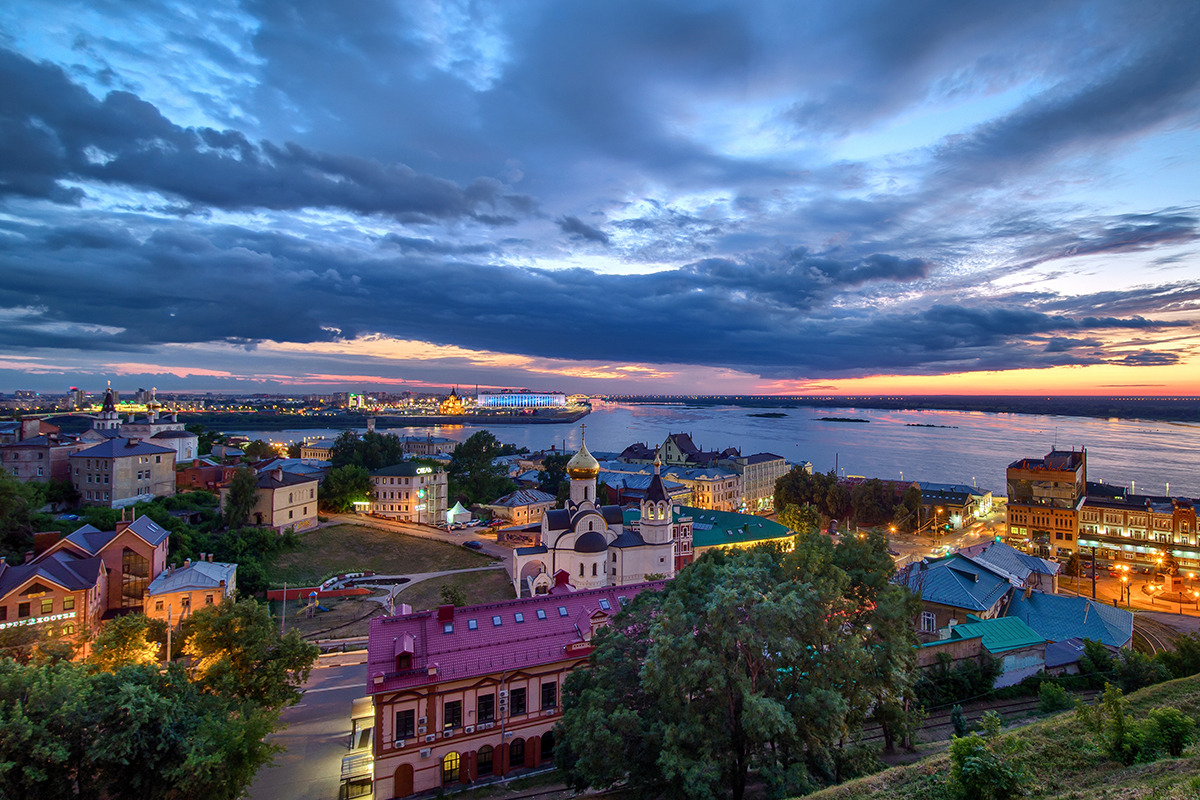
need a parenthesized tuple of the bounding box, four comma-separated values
(281, 582, 287, 635)
(166, 605, 172, 662)
(1090, 545, 1097, 600)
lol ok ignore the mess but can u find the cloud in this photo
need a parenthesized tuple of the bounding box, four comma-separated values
(0, 48, 534, 223)
(557, 216, 610, 244)
(1113, 351, 1182, 367)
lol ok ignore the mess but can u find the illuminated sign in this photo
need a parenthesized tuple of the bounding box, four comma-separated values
(417, 489, 426, 499)
(0, 611, 76, 631)
(416, 467, 433, 475)
(415, 504, 426, 511)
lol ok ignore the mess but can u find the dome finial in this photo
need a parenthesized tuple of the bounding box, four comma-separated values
(566, 426, 599, 480)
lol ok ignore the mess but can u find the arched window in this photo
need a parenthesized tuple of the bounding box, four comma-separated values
(478, 745, 494, 776)
(592, 563, 597, 576)
(579, 563, 584, 577)
(541, 731, 555, 761)
(584, 486, 590, 500)
(509, 738, 525, 768)
(442, 752, 460, 785)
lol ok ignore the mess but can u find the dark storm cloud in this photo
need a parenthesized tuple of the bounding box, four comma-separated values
(557, 216, 610, 245)
(380, 234, 499, 256)
(0, 48, 533, 222)
(1114, 351, 1182, 367)
(0, 216, 1191, 379)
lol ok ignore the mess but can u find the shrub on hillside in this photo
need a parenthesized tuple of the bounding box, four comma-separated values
(1038, 682, 1072, 713)
(948, 732, 1027, 800)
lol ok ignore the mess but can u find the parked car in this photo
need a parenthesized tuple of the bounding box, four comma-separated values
(464, 540, 484, 550)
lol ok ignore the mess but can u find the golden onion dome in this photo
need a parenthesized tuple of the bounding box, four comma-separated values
(566, 438, 600, 480)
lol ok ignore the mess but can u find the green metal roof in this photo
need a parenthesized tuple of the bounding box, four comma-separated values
(622, 505, 793, 549)
(948, 616, 1045, 653)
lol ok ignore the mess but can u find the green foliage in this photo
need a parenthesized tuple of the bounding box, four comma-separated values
(447, 431, 517, 505)
(180, 597, 318, 710)
(1158, 632, 1200, 679)
(329, 430, 406, 470)
(779, 503, 821, 535)
(893, 485, 923, 532)
(1039, 682, 1072, 713)
(951, 704, 967, 737)
(914, 651, 1001, 709)
(186, 422, 226, 456)
(1113, 647, 1171, 694)
(0, 470, 43, 561)
(558, 532, 917, 800)
(439, 583, 468, 607)
(242, 439, 277, 460)
(320, 464, 372, 512)
(538, 453, 571, 494)
(775, 467, 908, 527)
(1147, 707, 1195, 757)
(948, 733, 1027, 800)
(222, 467, 258, 528)
(89, 614, 160, 671)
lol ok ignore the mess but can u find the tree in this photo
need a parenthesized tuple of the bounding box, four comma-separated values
(181, 597, 318, 710)
(538, 453, 571, 495)
(242, 439, 276, 461)
(893, 485, 923, 532)
(1149, 707, 1195, 757)
(222, 467, 259, 528)
(448, 431, 517, 505)
(559, 536, 922, 800)
(439, 584, 467, 607)
(286, 441, 302, 458)
(1064, 553, 1082, 590)
(779, 503, 821, 535)
(329, 431, 406, 471)
(0, 470, 42, 561)
(948, 732, 1027, 800)
(89, 614, 160, 671)
(186, 423, 225, 457)
(321, 465, 372, 513)
(951, 705, 967, 737)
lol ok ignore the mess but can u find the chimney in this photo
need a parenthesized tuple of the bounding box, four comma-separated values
(33, 531, 59, 555)
(24, 551, 34, 564)
(199, 552, 205, 562)
(184, 558, 191, 567)
(115, 520, 132, 534)
(272, 467, 283, 482)
(437, 603, 455, 620)
(207, 553, 213, 563)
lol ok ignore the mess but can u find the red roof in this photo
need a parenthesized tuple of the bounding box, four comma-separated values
(366, 581, 664, 695)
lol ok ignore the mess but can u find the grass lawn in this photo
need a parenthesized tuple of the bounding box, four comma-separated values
(808, 673, 1200, 800)
(264, 524, 496, 588)
(270, 595, 389, 640)
(395, 568, 515, 612)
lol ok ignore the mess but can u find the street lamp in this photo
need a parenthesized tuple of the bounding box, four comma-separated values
(1120, 575, 1129, 609)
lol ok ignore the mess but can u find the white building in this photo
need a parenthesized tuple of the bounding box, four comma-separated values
(509, 434, 686, 597)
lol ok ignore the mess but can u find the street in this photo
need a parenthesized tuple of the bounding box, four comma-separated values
(248, 656, 368, 800)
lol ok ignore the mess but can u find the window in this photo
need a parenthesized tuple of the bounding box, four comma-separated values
(920, 611, 937, 633)
(478, 693, 495, 722)
(443, 623, 453, 634)
(18, 603, 30, 618)
(536, 609, 547, 620)
(478, 744, 494, 776)
(181, 595, 191, 611)
(442, 752, 460, 785)
(62, 624, 75, 636)
(514, 612, 524, 623)
(289, 493, 293, 503)
(155, 455, 161, 463)
(558, 606, 568, 617)
(205, 594, 214, 605)
(154, 600, 163, 612)
(592, 563, 597, 576)
(395, 652, 412, 671)
(579, 563, 584, 577)
(303, 507, 308, 516)
(310, 488, 315, 499)
(121, 548, 150, 609)
(618, 596, 628, 607)
(289, 510, 294, 519)
(0, 607, 6, 621)
(492, 615, 502, 627)
(40, 599, 53, 615)
(63, 596, 75, 611)
(443, 700, 462, 730)
(467, 618, 478, 630)
(541, 681, 557, 709)
(509, 738, 525, 767)
(396, 709, 415, 739)
(598, 598, 610, 611)
(509, 687, 526, 716)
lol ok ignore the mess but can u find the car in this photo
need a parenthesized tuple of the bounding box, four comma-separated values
(888, 549, 901, 557)
(463, 540, 484, 550)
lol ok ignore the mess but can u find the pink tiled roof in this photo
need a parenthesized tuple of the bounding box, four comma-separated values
(366, 582, 665, 695)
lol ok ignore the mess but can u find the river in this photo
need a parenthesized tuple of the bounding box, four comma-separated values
(227, 402, 1200, 497)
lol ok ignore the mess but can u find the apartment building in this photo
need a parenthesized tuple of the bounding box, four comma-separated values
(1005, 449, 1087, 559)
(369, 463, 448, 525)
(70, 438, 177, 508)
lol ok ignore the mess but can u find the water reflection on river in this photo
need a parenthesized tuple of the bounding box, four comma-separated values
(229, 403, 1200, 497)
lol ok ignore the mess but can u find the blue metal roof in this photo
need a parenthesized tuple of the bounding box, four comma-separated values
(898, 555, 1011, 612)
(1005, 591, 1133, 649)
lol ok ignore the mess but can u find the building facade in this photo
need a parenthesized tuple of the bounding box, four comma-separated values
(1077, 495, 1199, 571)
(70, 438, 177, 508)
(220, 468, 319, 533)
(1005, 449, 1087, 559)
(39, 514, 171, 612)
(0, 550, 108, 648)
(484, 489, 556, 526)
(0, 433, 83, 483)
(721, 453, 788, 512)
(144, 556, 237, 626)
(509, 443, 684, 597)
(365, 582, 662, 799)
(476, 392, 567, 409)
(370, 463, 449, 525)
(300, 439, 337, 461)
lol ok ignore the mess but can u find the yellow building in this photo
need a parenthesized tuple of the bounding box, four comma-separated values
(220, 467, 319, 533)
(438, 387, 467, 416)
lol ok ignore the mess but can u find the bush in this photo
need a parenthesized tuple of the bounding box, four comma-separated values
(1149, 707, 1196, 757)
(951, 704, 968, 737)
(915, 651, 1002, 708)
(1039, 682, 1072, 713)
(949, 734, 1027, 800)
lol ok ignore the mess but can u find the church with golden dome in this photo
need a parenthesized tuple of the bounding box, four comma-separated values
(509, 427, 684, 596)
(437, 387, 466, 415)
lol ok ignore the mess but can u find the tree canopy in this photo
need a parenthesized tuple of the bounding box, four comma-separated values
(557, 531, 921, 800)
(321, 464, 372, 513)
(447, 431, 519, 505)
(222, 467, 258, 529)
(329, 430, 406, 471)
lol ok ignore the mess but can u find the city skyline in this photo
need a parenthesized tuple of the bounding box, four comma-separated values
(2, 2, 1199, 395)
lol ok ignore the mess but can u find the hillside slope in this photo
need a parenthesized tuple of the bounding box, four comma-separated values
(807, 676, 1200, 800)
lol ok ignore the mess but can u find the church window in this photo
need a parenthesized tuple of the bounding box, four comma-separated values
(592, 563, 597, 576)
(579, 563, 584, 577)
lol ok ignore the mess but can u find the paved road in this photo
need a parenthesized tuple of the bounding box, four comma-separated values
(248, 658, 368, 800)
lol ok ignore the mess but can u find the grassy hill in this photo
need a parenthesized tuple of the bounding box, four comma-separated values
(807, 676, 1200, 800)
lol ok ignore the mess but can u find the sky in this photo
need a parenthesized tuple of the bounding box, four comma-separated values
(1, 0, 1199, 396)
